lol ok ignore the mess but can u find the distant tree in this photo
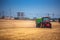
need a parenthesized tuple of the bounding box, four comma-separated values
(33, 17, 37, 20)
(58, 18, 60, 23)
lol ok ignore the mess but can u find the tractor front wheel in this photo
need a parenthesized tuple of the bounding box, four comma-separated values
(42, 22, 52, 28)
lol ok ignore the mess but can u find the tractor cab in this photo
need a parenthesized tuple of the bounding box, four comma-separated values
(42, 17, 50, 23)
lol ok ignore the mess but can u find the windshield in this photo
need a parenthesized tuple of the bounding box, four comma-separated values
(43, 18, 50, 22)
(43, 18, 49, 21)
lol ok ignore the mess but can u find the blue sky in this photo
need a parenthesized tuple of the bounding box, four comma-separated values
(0, 0, 60, 18)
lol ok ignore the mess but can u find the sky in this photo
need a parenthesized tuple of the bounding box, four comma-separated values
(0, 0, 60, 18)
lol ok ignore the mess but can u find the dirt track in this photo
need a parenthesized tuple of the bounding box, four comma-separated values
(0, 19, 60, 40)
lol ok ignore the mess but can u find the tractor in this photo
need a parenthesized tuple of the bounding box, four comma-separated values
(36, 17, 52, 28)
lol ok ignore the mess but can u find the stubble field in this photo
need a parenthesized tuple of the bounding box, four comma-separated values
(0, 19, 60, 40)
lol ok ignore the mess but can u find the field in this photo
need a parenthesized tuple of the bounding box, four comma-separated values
(0, 19, 60, 40)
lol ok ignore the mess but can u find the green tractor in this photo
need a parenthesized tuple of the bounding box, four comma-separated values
(36, 17, 52, 28)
